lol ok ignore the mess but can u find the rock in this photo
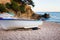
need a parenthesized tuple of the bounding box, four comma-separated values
(31, 13, 41, 20)
(42, 13, 50, 18)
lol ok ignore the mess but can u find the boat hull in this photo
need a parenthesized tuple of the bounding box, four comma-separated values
(0, 20, 43, 30)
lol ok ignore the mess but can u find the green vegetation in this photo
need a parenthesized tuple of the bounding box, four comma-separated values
(13, 0, 34, 7)
(0, 0, 34, 13)
(20, 5, 25, 13)
(11, 0, 20, 13)
(5, 0, 26, 13)
(28, 0, 35, 7)
(0, 0, 35, 18)
(0, 4, 7, 13)
(5, 3, 11, 9)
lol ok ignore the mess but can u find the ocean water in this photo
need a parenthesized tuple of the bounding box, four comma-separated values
(36, 12, 60, 23)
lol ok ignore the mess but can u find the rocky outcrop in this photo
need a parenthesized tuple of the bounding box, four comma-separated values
(31, 13, 41, 20)
(42, 13, 50, 18)
(0, 0, 50, 20)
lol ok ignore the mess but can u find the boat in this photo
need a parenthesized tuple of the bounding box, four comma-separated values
(0, 20, 43, 30)
(0, 13, 43, 30)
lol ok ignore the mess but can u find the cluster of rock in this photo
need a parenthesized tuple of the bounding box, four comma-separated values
(31, 13, 50, 20)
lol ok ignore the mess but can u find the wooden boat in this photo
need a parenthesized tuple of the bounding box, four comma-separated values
(0, 13, 43, 30)
(0, 19, 43, 30)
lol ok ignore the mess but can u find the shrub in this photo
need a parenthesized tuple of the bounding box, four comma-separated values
(0, 4, 7, 12)
(11, 0, 20, 13)
(13, 0, 34, 7)
(6, 0, 26, 13)
(28, 0, 35, 7)
(20, 5, 25, 13)
(5, 3, 11, 9)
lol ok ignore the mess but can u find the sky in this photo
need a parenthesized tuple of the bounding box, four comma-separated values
(31, 0, 60, 12)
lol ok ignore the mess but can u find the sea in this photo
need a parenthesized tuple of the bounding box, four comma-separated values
(36, 12, 60, 23)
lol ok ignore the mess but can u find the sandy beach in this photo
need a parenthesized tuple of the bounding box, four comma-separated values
(0, 21, 60, 40)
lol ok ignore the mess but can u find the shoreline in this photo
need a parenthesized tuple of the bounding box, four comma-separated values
(44, 21, 60, 24)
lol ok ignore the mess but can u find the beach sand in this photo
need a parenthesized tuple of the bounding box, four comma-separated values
(0, 21, 60, 40)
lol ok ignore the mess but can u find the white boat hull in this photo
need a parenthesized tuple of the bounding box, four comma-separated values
(0, 20, 43, 30)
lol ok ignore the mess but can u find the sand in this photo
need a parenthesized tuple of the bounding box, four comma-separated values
(0, 21, 60, 40)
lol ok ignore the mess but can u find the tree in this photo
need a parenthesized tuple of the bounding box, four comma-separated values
(0, 4, 7, 13)
(28, 0, 35, 7)
(20, 5, 25, 13)
(13, 0, 35, 7)
(5, 3, 11, 9)
(10, 0, 34, 12)
(5, 0, 26, 17)
(11, 0, 20, 13)
(0, 0, 35, 18)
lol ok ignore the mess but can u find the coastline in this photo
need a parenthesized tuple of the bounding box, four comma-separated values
(43, 21, 60, 24)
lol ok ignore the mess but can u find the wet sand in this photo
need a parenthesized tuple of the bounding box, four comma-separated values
(0, 21, 60, 40)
